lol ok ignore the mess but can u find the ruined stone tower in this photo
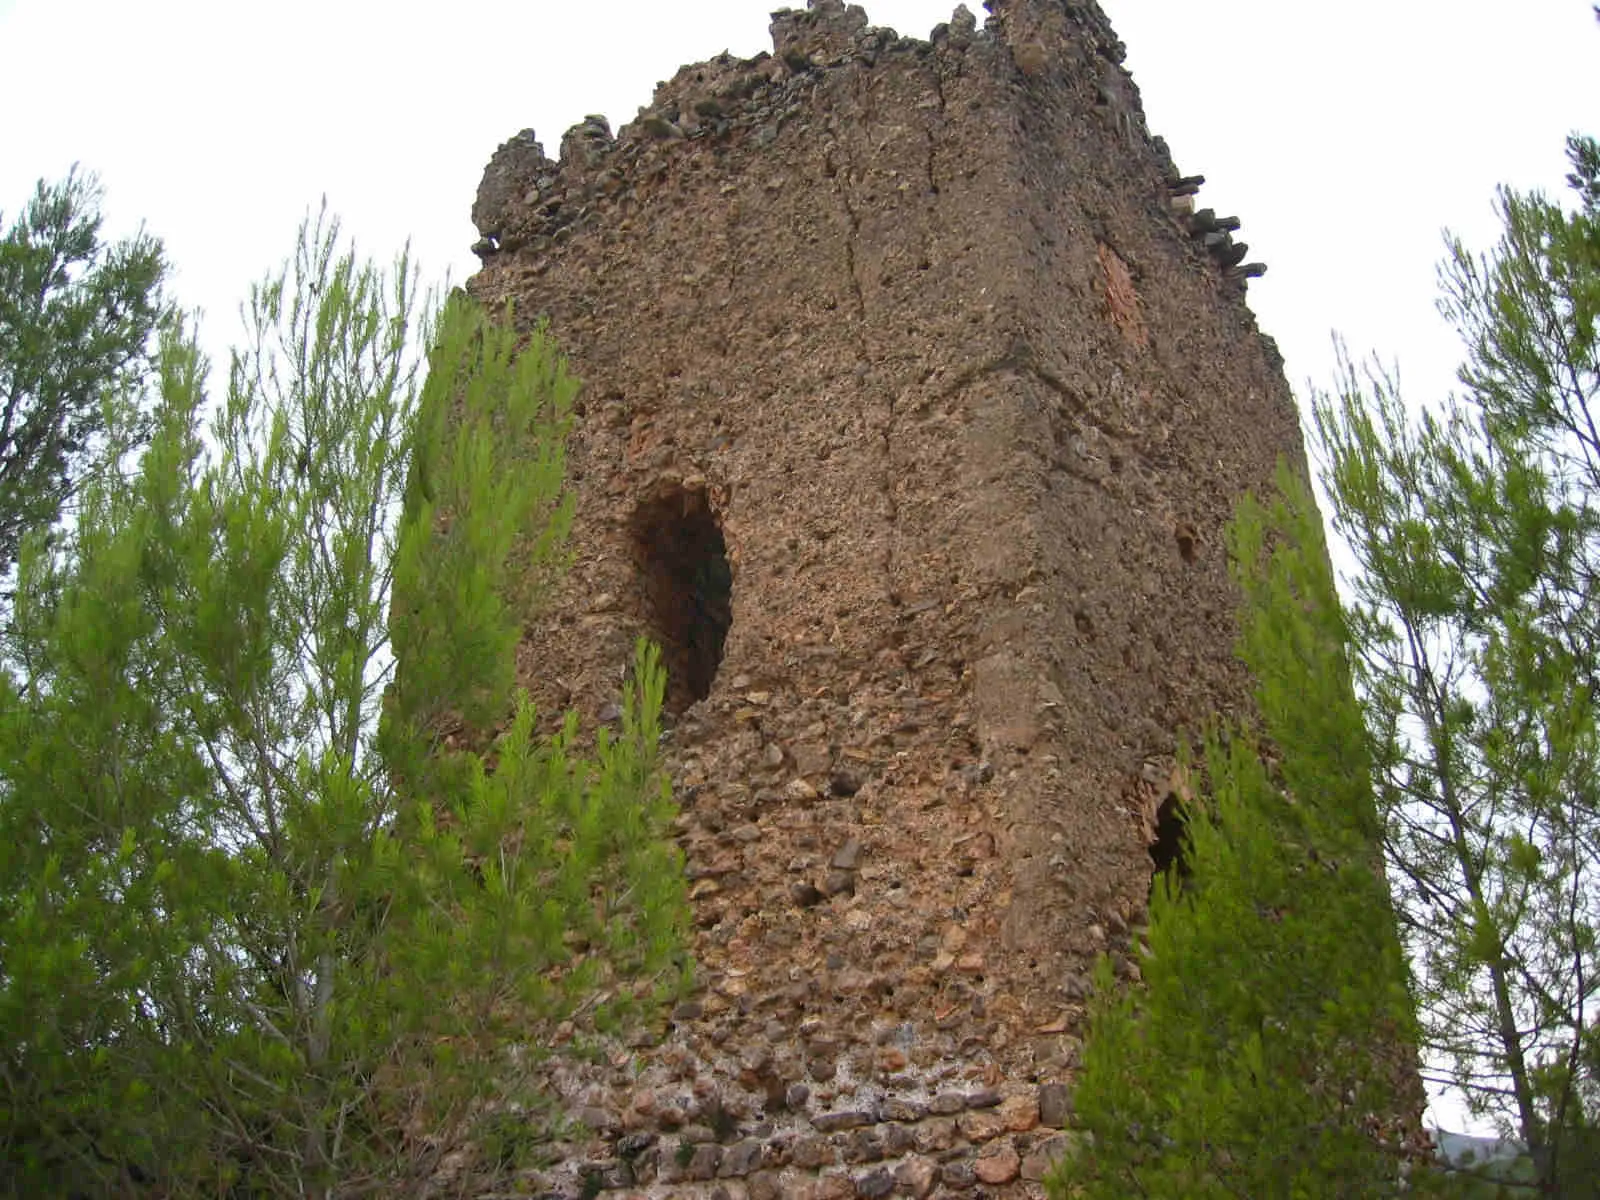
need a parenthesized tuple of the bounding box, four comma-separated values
(465, 1, 1306, 1195)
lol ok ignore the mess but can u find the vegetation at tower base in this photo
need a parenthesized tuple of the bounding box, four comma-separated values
(0, 211, 688, 1197)
(1059, 131, 1600, 1199)
(1051, 469, 1425, 1200)
(0, 170, 169, 580)
(1310, 132, 1600, 1196)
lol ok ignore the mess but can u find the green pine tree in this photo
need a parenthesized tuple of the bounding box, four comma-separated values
(1060, 130, 1600, 1199)
(0, 210, 688, 1197)
(0, 169, 169, 579)
(1051, 468, 1422, 1200)
(1313, 133, 1600, 1194)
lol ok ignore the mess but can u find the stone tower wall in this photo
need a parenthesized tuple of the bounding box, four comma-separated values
(464, 2, 1305, 1196)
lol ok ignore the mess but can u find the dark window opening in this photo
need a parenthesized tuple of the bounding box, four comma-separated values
(1149, 792, 1191, 898)
(629, 486, 731, 713)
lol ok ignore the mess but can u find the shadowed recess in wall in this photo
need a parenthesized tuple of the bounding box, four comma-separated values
(1149, 792, 1191, 897)
(629, 486, 731, 713)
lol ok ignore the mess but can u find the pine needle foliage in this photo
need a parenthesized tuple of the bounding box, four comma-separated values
(1052, 469, 1422, 1199)
(1060, 130, 1600, 1198)
(1314, 134, 1600, 1193)
(0, 169, 169, 579)
(0, 211, 688, 1197)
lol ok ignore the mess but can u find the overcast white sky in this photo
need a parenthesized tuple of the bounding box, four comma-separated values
(2, 0, 1594, 415)
(2, 0, 1596, 1136)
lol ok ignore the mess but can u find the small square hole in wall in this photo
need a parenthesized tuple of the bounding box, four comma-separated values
(628, 485, 731, 713)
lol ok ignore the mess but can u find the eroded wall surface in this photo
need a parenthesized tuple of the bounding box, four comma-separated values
(465, 1, 1304, 1195)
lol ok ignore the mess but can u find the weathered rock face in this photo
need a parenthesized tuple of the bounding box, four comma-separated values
(465, 1, 1304, 1194)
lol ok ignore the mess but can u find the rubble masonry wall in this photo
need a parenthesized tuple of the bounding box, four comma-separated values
(463, 2, 1305, 1196)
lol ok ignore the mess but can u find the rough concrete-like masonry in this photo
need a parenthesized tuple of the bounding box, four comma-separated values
(465, 1, 1306, 1195)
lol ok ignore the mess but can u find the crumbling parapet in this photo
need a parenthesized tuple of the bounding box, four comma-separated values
(470, 0, 1264, 288)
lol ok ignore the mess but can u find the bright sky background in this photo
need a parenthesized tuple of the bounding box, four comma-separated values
(3, 0, 1597, 1138)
